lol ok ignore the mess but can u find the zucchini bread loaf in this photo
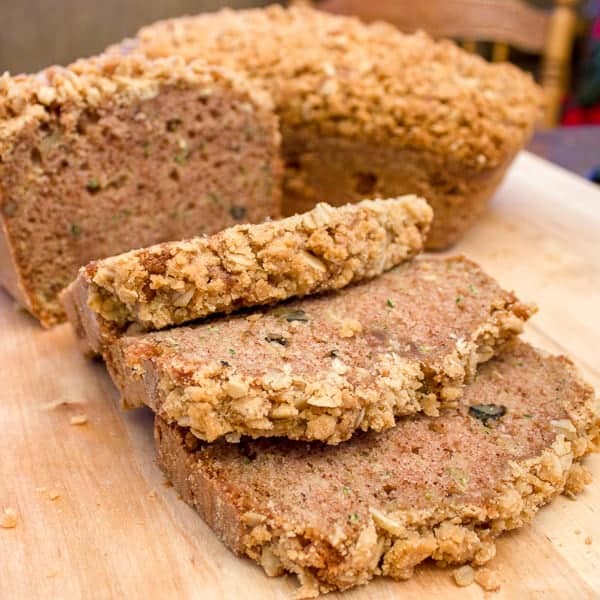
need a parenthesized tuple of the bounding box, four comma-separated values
(62, 196, 432, 354)
(107, 257, 534, 444)
(115, 4, 543, 249)
(0, 54, 281, 326)
(155, 341, 599, 597)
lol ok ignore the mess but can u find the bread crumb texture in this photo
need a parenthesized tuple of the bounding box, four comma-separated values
(127, 4, 542, 169)
(0, 51, 280, 327)
(154, 341, 599, 596)
(111, 256, 534, 444)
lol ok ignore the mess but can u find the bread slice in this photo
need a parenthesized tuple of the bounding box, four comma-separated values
(107, 256, 534, 444)
(0, 54, 281, 326)
(62, 196, 432, 355)
(115, 4, 542, 249)
(155, 341, 599, 597)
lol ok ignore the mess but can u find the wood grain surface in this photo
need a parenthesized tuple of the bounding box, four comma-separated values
(1, 151, 599, 599)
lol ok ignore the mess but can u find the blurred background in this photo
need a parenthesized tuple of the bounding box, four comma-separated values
(0, 1, 272, 73)
(1, 0, 598, 179)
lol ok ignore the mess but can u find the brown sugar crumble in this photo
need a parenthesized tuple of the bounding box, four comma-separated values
(474, 567, 501, 592)
(452, 565, 475, 587)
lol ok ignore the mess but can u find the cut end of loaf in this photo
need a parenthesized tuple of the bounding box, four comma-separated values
(0, 54, 281, 326)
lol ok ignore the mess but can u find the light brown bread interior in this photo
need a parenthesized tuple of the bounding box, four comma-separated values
(0, 56, 281, 325)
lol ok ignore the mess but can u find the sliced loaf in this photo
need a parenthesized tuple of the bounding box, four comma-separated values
(108, 257, 534, 444)
(155, 341, 599, 596)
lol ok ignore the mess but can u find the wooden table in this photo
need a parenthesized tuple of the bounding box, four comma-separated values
(1, 151, 600, 599)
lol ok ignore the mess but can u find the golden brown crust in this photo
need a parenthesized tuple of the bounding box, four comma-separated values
(0, 53, 273, 149)
(62, 196, 433, 353)
(109, 256, 535, 444)
(155, 341, 599, 597)
(123, 4, 542, 170)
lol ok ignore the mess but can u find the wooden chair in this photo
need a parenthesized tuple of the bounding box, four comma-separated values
(311, 0, 579, 127)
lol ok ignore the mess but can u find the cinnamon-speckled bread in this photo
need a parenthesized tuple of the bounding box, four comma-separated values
(0, 54, 281, 326)
(155, 341, 599, 597)
(62, 196, 432, 355)
(107, 257, 534, 444)
(112, 4, 543, 250)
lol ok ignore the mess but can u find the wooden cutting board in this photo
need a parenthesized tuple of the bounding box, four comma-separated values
(1, 151, 599, 599)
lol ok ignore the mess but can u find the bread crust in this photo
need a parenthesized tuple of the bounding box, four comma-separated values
(62, 196, 432, 354)
(126, 5, 542, 169)
(0, 214, 30, 310)
(0, 54, 273, 143)
(155, 341, 599, 597)
(108, 256, 535, 444)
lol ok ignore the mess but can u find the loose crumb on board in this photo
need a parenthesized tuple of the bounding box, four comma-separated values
(1, 507, 18, 529)
(452, 565, 475, 587)
(148, 489, 157, 498)
(585, 536, 593, 545)
(475, 568, 501, 591)
(70, 414, 88, 426)
(41, 399, 83, 411)
(48, 489, 61, 501)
